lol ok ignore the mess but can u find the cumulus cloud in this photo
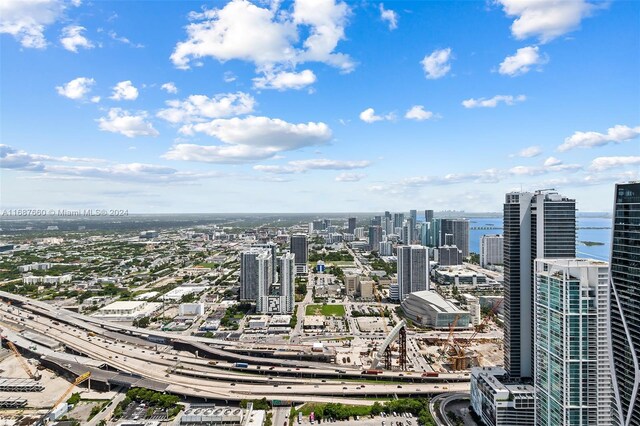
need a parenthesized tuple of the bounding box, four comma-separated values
(543, 156, 562, 167)
(499, 46, 547, 76)
(421, 48, 452, 79)
(254, 159, 370, 174)
(405, 105, 434, 121)
(253, 69, 316, 90)
(171, 0, 354, 87)
(60, 25, 93, 52)
(336, 172, 366, 182)
(0, 0, 72, 49)
(462, 94, 526, 108)
(496, 0, 598, 43)
(157, 92, 255, 124)
(359, 108, 394, 123)
(558, 125, 640, 152)
(97, 108, 159, 138)
(165, 116, 332, 163)
(379, 3, 398, 30)
(161, 82, 178, 94)
(512, 145, 542, 158)
(590, 156, 640, 172)
(110, 80, 139, 101)
(56, 77, 95, 100)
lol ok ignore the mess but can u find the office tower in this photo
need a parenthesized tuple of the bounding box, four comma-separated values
(609, 182, 640, 426)
(436, 246, 462, 266)
(323, 218, 332, 229)
(354, 227, 364, 239)
(242, 248, 273, 302)
(393, 213, 405, 230)
(251, 242, 278, 282)
(379, 241, 393, 256)
(535, 259, 612, 426)
(420, 222, 430, 246)
(368, 225, 382, 252)
(371, 215, 382, 226)
(480, 235, 504, 268)
(290, 234, 308, 275)
(345, 275, 359, 296)
(428, 218, 440, 247)
(347, 217, 356, 234)
(410, 210, 417, 227)
(397, 245, 429, 300)
(424, 209, 434, 223)
(383, 216, 393, 236)
(278, 252, 295, 314)
(384, 211, 392, 221)
(503, 190, 576, 380)
(312, 220, 324, 231)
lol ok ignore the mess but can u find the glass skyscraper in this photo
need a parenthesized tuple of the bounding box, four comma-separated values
(503, 191, 576, 380)
(609, 182, 640, 426)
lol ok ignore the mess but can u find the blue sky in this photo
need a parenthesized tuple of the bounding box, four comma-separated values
(1, 0, 639, 213)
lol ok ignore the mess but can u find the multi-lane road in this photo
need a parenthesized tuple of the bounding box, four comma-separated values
(0, 291, 469, 405)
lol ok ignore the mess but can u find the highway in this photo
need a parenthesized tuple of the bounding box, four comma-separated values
(0, 294, 470, 405)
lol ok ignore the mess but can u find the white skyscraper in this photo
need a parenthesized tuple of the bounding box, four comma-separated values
(534, 258, 612, 426)
(279, 252, 295, 314)
(397, 245, 429, 301)
(480, 234, 503, 268)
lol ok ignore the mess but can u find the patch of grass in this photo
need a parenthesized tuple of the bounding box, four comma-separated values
(305, 304, 345, 317)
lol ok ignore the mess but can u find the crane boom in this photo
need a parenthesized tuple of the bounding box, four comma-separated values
(6, 340, 39, 380)
(35, 372, 91, 426)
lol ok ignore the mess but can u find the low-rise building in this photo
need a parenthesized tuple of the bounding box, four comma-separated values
(434, 267, 487, 286)
(179, 303, 205, 316)
(92, 300, 161, 321)
(470, 366, 535, 426)
(400, 290, 470, 329)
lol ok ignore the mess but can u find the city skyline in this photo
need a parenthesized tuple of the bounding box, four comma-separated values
(1, 0, 639, 214)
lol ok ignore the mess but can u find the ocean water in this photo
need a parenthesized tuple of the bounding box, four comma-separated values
(468, 216, 611, 261)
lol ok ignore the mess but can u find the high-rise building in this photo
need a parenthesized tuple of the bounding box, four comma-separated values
(354, 227, 365, 239)
(290, 234, 308, 275)
(368, 225, 382, 252)
(278, 252, 295, 314)
(345, 275, 359, 296)
(424, 209, 434, 223)
(402, 218, 414, 244)
(347, 217, 356, 234)
(393, 213, 405, 230)
(241, 248, 273, 302)
(397, 245, 429, 300)
(410, 209, 417, 226)
(535, 259, 612, 426)
(480, 234, 503, 268)
(503, 190, 576, 380)
(371, 215, 382, 227)
(609, 182, 640, 426)
(443, 219, 470, 258)
(251, 242, 278, 283)
(379, 241, 393, 256)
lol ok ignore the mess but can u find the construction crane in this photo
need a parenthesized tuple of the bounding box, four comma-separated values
(35, 372, 91, 426)
(439, 314, 460, 357)
(461, 299, 503, 346)
(5, 340, 40, 380)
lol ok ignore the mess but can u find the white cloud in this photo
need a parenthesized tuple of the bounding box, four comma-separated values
(499, 45, 547, 76)
(1, 144, 223, 183)
(107, 30, 143, 48)
(379, 3, 398, 30)
(157, 92, 255, 124)
(161, 82, 178, 94)
(359, 108, 394, 123)
(165, 116, 332, 163)
(590, 156, 640, 172)
(60, 25, 93, 52)
(223, 71, 237, 82)
(462, 94, 526, 108)
(558, 125, 640, 152)
(56, 77, 95, 100)
(359, 108, 382, 123)
(253, 69, 316, 90)
(421, 48, 452, 79)
(254, 159, 370, 174)
(496, 0, 597, 43)
(110, 80, 139, 101)
(171, 0, 354, 75)
(0, 0, 69, 49)
(543, 156, 562, 167)
(405, 105, 434, 121)
(97, 108, 159, 138)
(512, 145, 542, 158)
(336, 172, 366, 182)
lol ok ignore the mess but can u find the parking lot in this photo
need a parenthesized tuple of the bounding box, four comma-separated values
(298, 413, 417, 426)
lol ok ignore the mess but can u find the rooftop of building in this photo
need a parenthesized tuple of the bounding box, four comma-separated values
(405, 290, 468, 314)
